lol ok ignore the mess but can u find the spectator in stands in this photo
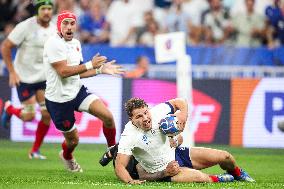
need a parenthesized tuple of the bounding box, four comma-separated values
(0, 0, 17, 33)
(77, 0, 91, 17)
(265, 0, 284, 48)
(165, 0, 190, 33)
(202, 0, 233, 45)
(138, 20, 160, 46)
(124, 56, 150, 78)
(106, 0, 152, 46)
(53, 0, 81, 17)
(231, 0, 265, 47)
(136, 11, 156, 44)
(79, 0, 109, 44)
(13, 0, 35, 23)
(153, 0, 171, 31)
(106, 0, 136, 46)
(0, 23, 15, 47)
(155, 0, 172, 8)
(183, 0, 209, 45)
(230, 0, 273, 17)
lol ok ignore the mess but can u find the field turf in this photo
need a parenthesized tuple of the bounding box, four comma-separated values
(0, 140, 283, 189)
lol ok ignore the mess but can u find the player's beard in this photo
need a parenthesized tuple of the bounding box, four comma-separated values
(38, 16, 51, 27)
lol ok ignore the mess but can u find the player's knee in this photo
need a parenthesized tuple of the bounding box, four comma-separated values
(220, 150, 233, 162)
(41, 110, 51, 123)
(102, 115, 115, 128)
(21, 104, 36, 121)
(22, 113, 35, 121)
(70, 137, 79, 147)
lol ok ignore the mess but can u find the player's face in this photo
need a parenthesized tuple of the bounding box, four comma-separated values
(130, 107, 152, 131)
(37, 5, 53, 24)
(61, 19, 76, 41)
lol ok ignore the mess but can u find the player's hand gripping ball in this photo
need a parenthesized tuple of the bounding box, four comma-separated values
(159, 115, 180, 136)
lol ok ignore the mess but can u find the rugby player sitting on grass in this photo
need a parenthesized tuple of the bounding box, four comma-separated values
(100, 97, 255, 184)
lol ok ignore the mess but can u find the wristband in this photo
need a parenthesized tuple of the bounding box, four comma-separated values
(95, 65, 103, 75)
(85, 61, 93, 70)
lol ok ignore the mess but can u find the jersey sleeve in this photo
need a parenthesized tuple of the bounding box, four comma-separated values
(8, 21, 27, 45)
(78, 40, 83, 62)
(151, 102, 174, 116)
(45, 37, 67, 64)
(118, 125, 136, 156)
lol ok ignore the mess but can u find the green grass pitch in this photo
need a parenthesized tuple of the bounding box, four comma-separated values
(0, 140, 283, 189)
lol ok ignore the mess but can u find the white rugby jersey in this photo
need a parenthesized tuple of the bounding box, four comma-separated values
(43, 34, 83, 103)
(118, 102, 176, 173)
(8, 16, 56, 83)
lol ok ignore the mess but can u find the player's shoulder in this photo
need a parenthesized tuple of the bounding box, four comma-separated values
(122, 121, 140, 135)
(14, 16, 35, 30)
(48, 21, 57, 31)
(71, 38, 81, 45)
(46, 34, 61, 44)
(44, 34, 64, 50)
(150, 102, 171, 114)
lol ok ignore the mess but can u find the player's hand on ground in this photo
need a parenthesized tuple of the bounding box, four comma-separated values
(174, 112, 188, 131)
(9, 71, 20, 87)
(127, 179, 146, 185)
(164, 160, 180, 177)
(91, 53, 107, 68)
(101, 60, 125, 76)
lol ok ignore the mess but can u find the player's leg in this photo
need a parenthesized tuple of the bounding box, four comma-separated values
(45, 98, 82, 172)
(1, 82, 36, 128)
(190, 147, 255, 182)
(174, 147, 234, 183)
(78, 92, 116, 147)
(99, 143, 118, 166)
(171, 167, 234, 183)
(28, 89, 51, 159)
(190, 147, 236, 170)
(59, 128, 82, 172)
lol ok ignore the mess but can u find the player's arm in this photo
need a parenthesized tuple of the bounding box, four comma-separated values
(168, 134, 183, 148)
(115, 153, 146, 184)
(136, 160, 180, 181)
(51, 54, 106, 78)
(167, 98, 188, 131)
(80, 60, 124, 78)
(1, 39, 20, 86)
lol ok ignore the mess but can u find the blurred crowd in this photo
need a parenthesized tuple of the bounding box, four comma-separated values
(1, 0, 284, 48)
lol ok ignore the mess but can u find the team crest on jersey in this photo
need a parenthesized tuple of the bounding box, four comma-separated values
(142, 135, 150, 145)
(76, 47, 79, 51)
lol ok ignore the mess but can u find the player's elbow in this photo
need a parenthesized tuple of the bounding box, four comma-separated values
(176, 98, 187, 105)
(1, 39, 11, 55)
(58, 69, 71, 78)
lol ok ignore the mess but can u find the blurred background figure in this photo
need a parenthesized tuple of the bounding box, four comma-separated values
(77, 0, 91, 16)
(231, 0, 266, 47)
(13, 0, 35, 23)
(202, 0, 233, 45)
(183, 0, 209, 45)
(0, 0, 17, 34)
(106, 0, 153, 46)
(124, 56, 150, 78)
(78, 0, 109, 44)
(53, 0, 81, 18)
(138, 20, 161, 46)
(265, 0, 284, 48)
(106, 0, 136, 46)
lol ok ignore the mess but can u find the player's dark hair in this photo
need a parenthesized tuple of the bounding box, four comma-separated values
(125, 97, 148, 117)
(34, 0, 53, 15)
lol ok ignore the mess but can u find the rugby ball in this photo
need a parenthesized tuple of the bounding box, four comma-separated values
(159, 115, 180, 136)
